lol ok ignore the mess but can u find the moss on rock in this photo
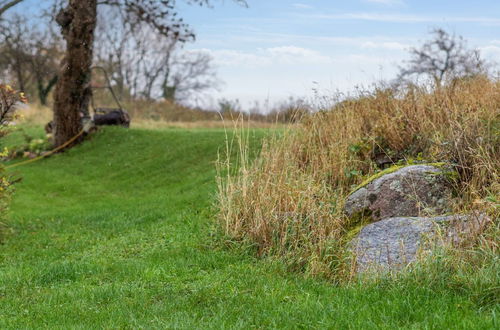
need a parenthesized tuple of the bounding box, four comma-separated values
(352, 162, 449, 193)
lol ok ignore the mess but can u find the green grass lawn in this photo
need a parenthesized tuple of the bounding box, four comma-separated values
(0, 127, 497, 329)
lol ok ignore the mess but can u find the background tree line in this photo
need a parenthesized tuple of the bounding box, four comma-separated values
(0, 4, 218, 106)
(0, 0, 494, 149)
(0, 0, 247, 148)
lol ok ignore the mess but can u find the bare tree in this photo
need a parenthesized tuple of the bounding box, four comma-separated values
(124, 22, 177, 100)
(93, 7, 130, 98)
(0, 0, 23, 17)
(397, 28, 488, 87)
(0, 15, 31, 92)
(162, 50, 219, 103)
(30, 34, 62, 106)
(52, 0, 246, 148)
(94, 10, 219, 103)
(0, 14, 62, 105)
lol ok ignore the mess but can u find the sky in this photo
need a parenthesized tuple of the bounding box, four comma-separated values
(13, 0, 500, 110)
(175, 0, 500, 108)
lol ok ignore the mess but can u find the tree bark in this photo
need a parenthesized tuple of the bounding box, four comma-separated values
(52, 0, 97, 148)
(14, 60, 25, 91)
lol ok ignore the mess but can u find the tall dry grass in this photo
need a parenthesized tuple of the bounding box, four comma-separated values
(217, 76, 499, 279)
(16, 104, 52, 126)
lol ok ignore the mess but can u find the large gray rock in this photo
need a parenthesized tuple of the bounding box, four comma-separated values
(345, 165, 453, 221)
(351, 214, 489, 273)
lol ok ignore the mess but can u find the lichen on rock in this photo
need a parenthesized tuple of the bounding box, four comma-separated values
(350, 213, 490, 273)
(344, 164, 454, 222)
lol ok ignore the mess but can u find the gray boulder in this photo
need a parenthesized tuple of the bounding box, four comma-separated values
(351, 213, 489, 273)
(345, 165, 453, 221)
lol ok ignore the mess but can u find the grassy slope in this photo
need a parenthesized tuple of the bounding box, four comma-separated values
(0, 127, 496, 329)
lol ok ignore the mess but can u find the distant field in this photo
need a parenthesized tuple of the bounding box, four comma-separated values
(0, 127, 496, 328)
(17, 104, 291, 130)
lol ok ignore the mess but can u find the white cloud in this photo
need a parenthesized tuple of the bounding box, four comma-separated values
(361, 41, 409, 50)
(292, 3, 314, 9)
(337, 54, 396, 65)
(205, 31, 416, 53)
(480, 45, 500, 59)
(207, 49, 272, 67)
(312, 13, 428, 23)
(266, 46, 331, 64)
(364, 0, 404, 5)
(309, 13, 500, 24)
(201, 46, 333, 68)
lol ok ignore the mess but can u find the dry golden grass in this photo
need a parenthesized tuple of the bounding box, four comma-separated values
(19, 104, 287, 129)
(131, 119, 286, 130)
(217, 76, 500, 279)
(16, 104, 52, 126)
(18, 98, 291, 130)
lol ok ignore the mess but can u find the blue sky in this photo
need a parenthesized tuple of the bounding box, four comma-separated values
(175, 0, 499, 107)
(14, 0, 500, 108)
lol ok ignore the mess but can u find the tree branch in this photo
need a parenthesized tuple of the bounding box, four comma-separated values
(0, 0, 23, 17)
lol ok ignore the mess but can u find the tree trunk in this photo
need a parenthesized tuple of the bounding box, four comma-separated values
(52, 0, 97, 148)
(14, 61, 25, 92)
(38, 75, 58, 106)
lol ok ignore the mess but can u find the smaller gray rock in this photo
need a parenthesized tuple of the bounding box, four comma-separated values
(345, 165, 453, 221)
(351, 213, 489, 273)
